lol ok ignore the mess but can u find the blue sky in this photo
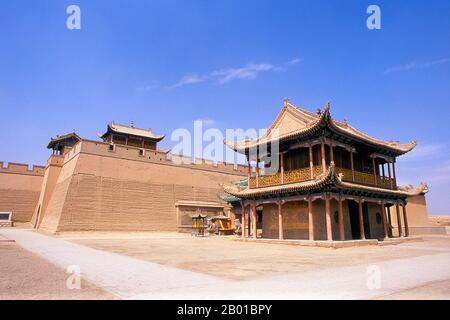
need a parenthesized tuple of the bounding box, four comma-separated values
(0, 0, 449, 213)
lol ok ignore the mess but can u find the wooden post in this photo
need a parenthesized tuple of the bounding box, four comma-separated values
(402, 203, 409, 237)
(308, 198, 314, 241)
(350, 151, 355, 182)
(241, 203, 246, 238)
(325, 195, 333, 241)
(252, 204, 257, 239)
(387, 205, 392, 237)
(396, 203, 402, 237)
(255, 160, 259, 188)
(247, 159, 251, 190)
(338, 196, 345, 241)
(380, 202, 388, 239)
(278, 201, 284, 240)
(280, 153, 284, 184)
(392, 161, 397, 189)
(388, 162, 393, 189)
(372, 157, 378, 186)
(309, 144, 314, 179)
(330, 143, 334, 163)
(321, 142, 326, 173)
(358, 199, 365, 240)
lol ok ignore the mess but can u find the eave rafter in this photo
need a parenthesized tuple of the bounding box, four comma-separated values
(224, 100, 417, 158)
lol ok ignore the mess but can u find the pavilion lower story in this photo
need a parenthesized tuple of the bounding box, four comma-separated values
(236, 193, 410, 241)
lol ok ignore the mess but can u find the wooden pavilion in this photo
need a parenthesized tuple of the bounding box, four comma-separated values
(222, 99, 428, 241)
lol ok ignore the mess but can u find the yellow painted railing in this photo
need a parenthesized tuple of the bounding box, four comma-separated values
(284, 167, 312, 184)
(249, 165, 395, 189)
(336, 167, 394, 189)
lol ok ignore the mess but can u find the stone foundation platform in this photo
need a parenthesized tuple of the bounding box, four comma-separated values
(234, 236, 423, 248)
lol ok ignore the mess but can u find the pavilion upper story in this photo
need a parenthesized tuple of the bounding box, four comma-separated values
(100, 121, 165, 150)
(225, 99, 417, 193)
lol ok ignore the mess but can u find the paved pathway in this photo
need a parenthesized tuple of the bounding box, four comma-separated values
(2, 229, 450, 299)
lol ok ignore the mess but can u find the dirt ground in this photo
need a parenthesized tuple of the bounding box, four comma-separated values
(377, 279, 450, 300)
(2, 231, 450, 299)
(72, 234, 450, 281)
(0, 242, 116, 300)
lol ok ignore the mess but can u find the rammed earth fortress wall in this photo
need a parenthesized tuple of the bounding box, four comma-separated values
(37, 140, 246, 233)
(0, 162, 45, 222)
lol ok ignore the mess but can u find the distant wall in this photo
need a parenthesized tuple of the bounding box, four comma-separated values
(38, 140, 246, 233)
(386, 194, 447, 235)
(0, 162, 45, 222)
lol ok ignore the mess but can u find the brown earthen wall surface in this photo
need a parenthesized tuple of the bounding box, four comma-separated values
(31, 155, 64, 227)
(38, 141, 245, 232)
(0, 163, 44, 222)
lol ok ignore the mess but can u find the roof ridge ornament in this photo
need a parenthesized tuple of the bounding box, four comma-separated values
(283, 98, 290, 107)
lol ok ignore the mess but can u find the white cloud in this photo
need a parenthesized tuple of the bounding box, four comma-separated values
(169, 57, 300, 89)
(169, 74, 209, 89)
(211, 63, 274, 84)
(286, 57, 302, 66)
(135, 81, 159, 92)
(384, 58, 450, 74)
(400, 143, 445, 161)
(195, 117, 216, 128)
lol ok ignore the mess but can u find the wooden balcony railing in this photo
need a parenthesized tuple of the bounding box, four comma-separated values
(249, 165, 396, 189)
(335, 167, 395, 189)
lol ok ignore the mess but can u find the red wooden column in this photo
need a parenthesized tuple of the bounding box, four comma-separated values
(255, 160, 259, 188)
(395, 203, 403, 237)
(241, 202, 246, 238)
(330, 143, 334, 163)
(386, 205, 392, 237)
(309, 144, 314, 179)
(308, 198, 314, 241)
(372, 157, 378, 186)
(325, 195, 333, 241)
(321, 142, 327, 173)
(251, 203, 257, 239)
(402, 203, 409, 237)
(280, 153, 284, 184)
(247, 160, 251, 190)
(358, 199, 365, 240)
(380, 202, 388, 239)
(350, 151, 355, 182)
(388, 162, 393, 189)
(278, 201, 284, 240)
(338, 196, 345, 241)
(392, 161, 397, 189)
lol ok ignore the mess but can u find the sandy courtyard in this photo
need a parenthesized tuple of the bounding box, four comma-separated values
(1, 229, 450, 299)
(71, 234, 450, 281)
(0, 242, 115, 300)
